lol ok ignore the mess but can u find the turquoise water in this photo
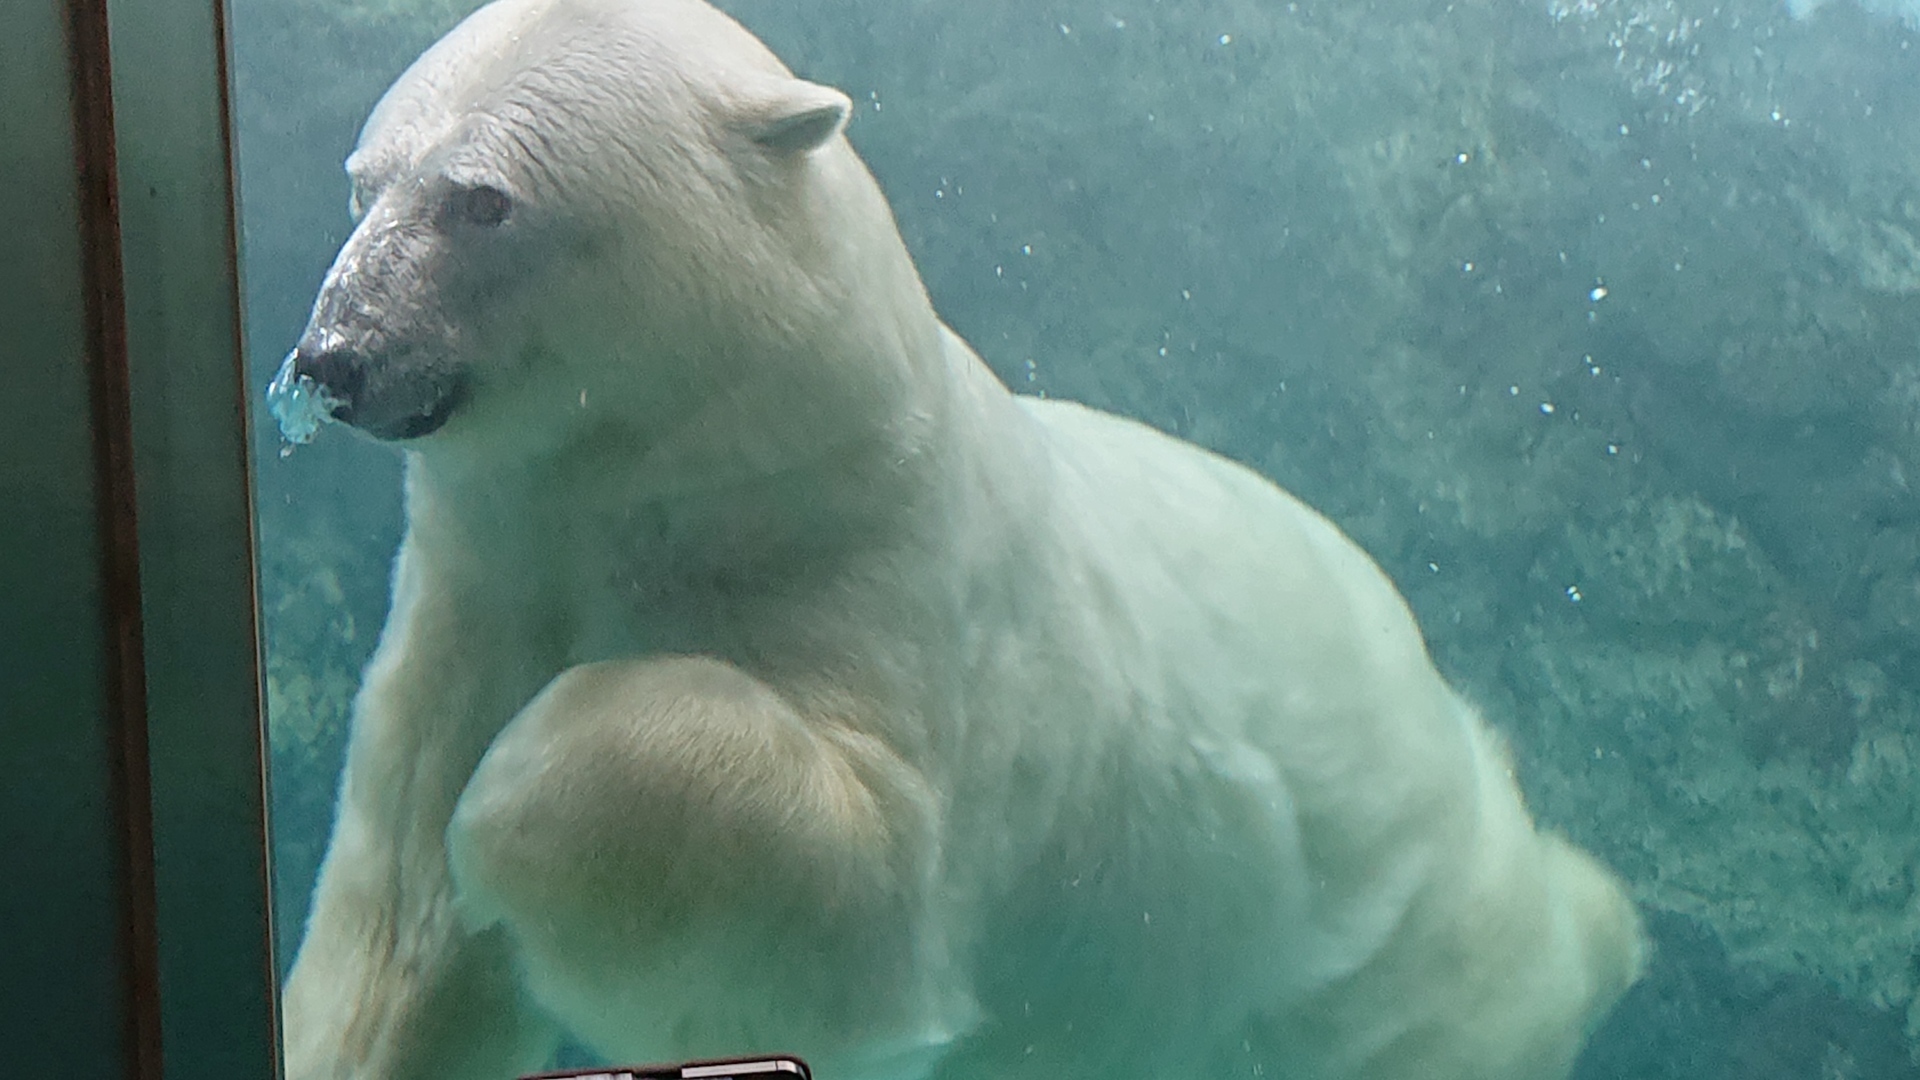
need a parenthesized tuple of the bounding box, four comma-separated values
(230, 0, 1920, 1075)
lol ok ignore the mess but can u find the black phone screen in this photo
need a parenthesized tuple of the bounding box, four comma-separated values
(523, 1054, 812, 1080)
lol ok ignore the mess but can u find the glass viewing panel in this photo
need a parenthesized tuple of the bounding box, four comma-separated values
(228, 0, 1920, 1078)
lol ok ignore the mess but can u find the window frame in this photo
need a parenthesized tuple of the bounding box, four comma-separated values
(0, 0, 280, 1076)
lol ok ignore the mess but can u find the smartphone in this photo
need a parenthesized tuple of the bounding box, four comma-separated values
(523, 1055, 812, 1080)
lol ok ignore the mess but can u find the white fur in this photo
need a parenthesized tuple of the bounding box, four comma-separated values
(281, 2, 1644, 1079)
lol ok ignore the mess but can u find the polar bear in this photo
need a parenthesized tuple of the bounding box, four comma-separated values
(269, 1, 1645, 1078)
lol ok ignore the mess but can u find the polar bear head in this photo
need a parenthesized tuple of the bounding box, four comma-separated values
(275, 0, 931, 464)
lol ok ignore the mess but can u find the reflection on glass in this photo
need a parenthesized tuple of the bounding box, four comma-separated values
(230, 0, 1920, 1079)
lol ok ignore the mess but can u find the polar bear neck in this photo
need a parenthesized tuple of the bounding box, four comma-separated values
(398, 304, 1039, 672)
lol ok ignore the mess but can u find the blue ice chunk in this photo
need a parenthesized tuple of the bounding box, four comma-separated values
(266, 349, 345, 447)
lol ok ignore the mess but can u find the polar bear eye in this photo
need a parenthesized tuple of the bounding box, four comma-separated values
(445, 182, 514, 229)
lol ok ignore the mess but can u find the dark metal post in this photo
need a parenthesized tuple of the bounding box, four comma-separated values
(0, 0, 278, 1076)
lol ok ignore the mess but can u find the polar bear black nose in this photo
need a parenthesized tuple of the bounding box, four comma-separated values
(290, 344, 366, 423)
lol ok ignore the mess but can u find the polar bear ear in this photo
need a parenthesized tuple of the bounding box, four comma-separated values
(741, 80, 852, 156)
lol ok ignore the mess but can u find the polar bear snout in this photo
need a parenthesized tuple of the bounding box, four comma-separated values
(285, 336, 470, 441)
(283, 343, 363, 423)
(277, 184, 494, 443)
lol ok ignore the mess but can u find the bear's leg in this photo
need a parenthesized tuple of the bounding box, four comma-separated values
(447, 655, 970, 1080)
(281, 536, 566, 1080)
